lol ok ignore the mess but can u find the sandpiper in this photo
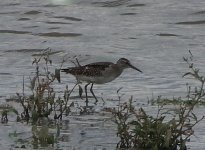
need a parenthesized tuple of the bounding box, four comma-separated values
(61, 58, 142, 104)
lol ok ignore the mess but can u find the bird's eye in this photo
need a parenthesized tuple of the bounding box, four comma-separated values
(120, 58, 129, 64)
(124, 60, 129, 64)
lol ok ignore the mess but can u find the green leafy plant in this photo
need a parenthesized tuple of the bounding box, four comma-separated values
(110, 51, 204, 150)
(7, 48, 75, 123)
(111, 99, 203, 150)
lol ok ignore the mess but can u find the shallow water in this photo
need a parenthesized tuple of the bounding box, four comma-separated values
(0, 0, 205, 149)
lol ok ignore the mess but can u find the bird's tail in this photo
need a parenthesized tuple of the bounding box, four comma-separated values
(61, 68, 70, 73)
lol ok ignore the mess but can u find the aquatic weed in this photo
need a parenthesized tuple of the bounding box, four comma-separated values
(110, 51, 204, 150)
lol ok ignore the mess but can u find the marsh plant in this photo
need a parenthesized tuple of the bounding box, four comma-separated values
(6, 48, 75, 123)
(111, 100, 204, 150)
(111, 51, 204, 150)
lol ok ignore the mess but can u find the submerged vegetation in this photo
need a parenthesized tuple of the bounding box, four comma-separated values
(0, 49, 204, 149)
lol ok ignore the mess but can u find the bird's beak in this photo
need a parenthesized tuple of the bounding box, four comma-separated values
(128, 63, 143, 73)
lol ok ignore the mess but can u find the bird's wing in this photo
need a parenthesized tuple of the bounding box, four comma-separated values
(61, 62, 114, 77)
(85, 62, 113, 70)
(61, 67, 85, 75)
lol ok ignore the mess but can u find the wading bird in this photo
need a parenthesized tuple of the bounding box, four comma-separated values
(61, 58, 142, 104)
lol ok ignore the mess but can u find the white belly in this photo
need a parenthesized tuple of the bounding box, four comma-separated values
(76, 75, 114, 84)
(76, 69, 122, 84)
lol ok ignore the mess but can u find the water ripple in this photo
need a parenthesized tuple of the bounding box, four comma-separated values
(4, 49, 45, 53)
(192, 10, 205, 15)
(0, 30, 31, 34)
(156, 33, 179, 37)
(0, 11, 20, 15)
(24, 10, 41, 15)
(17, 18, 30, 21)
(127, 3, 145, 7)
(45, 21, 72, 24)
(175, 20, 205, 25)
(48, 27, 61, 29)
(0, 73, 12, 75)
(37, 32, 82, 37)
(43, 4, 64, 7)
(0, 3, 20, 6)
(92, 0, 131, 7)
(120, 12, 137, 15)
(54, 16, 82, 21)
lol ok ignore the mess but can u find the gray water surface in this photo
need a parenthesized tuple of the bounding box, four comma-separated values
(0, 0, 205, 149)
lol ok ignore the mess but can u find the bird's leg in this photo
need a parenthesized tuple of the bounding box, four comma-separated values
(90, 83, 98, 104)
(85, 83, 90, 106)
(69, 83, 78, 95)
(78, 84, 83, 99)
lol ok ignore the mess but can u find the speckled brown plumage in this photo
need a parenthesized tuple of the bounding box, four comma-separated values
(61, 58, 142, 84)
(61, 62, 114, 77)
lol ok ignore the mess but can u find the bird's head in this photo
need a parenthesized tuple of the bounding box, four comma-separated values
(117, 58, 142, 73)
